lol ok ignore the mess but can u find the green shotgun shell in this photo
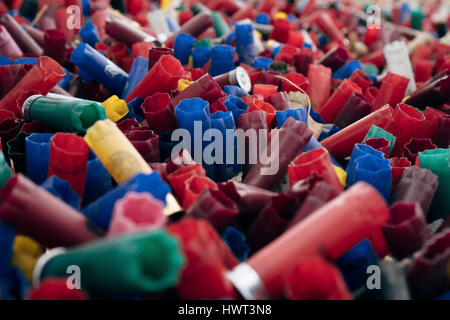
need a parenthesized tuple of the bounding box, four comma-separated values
(0, 152, 13, 188)
(22, 95, 107, 134)
(34, 231, 185, 298)
(411, 9, 423, 30)
(418, 148, 450, 221)
(211, 11, 230, 38)
(363, 125, 397, 155)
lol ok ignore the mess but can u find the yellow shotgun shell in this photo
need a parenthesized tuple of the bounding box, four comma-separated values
(178, 79, 194, 92)
(84, 119, 152, 184)
(333, 165, 347, 188)
(11, 236, 42, 282)
(84, 119, 182, 215)
(101, 95, 129, 122)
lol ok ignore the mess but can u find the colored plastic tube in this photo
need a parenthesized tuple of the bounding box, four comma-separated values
(125, 55, 183, 103)
(0, 13, 43, 55)
(218, 181, 277, 226)
(333, 60, 361, 80)
(246, 99, 276, 129)
(363, 125, 397, 155)
(243, 118, 313, 191)
(436, 116, 450, 148)
(0, 220, 15, 276)
(285, 255, 352, 300)
(22, 95, 107, 133)
(82, 172, 170, 231)
(170, 74, 225, 110)
(210, 111, 240, 182)
(389, 157, 411, 194)
(121, 57, 149, 99)
(41, 175, 80, 210)
(289, 180, 342, 228)
(166, 12, 214, 47)
(237, 110, 267, 175)
(383, 104, 426, 157)
(192, 46, 211, 69)
(227, 182, 390, 299)
(407, 229, 450, 299)
(168, 217, 238, 300)
(25, 133, 52, 185)
(336, 240, 379, 293)
(0, 64, 32, 99)
(104, 14, 156, 46)
(101, 95, 128, 123)
(0, 25, 22, 57)
(84, 119, 153, 184)
(307, 64, 331, 111)
(159, 131, 178, 163)
(146, 9, 170, 35)
(0, 174, 101, 248)
(142, 93, 177, 134)
(175, 98, 211, 172)
(364, 138, 390, 158)
(392, 166, 438, 216)
(47, 133, 89, 198)
(404, 138, 437, 164)
(35, 231, 184, 298)
(404, 75, 450, 111)
(43, 29, 66, 65)
(276, 109, 307, 129)
(173, 33, 195, 66)
(265, 91, 292, 111)
(210, 11, 229, 37)
(293, 51, 313, 76)
(246, 193, 295, 251)
(254, 84, 278, 99)
(314, 11, 347, 47)
(334, 93, 373, 129)
(288, 149, 342, 190)
(349, 69, 373, 92)
(321, 105, 394, 161)
(382, 202, 431, 260)
(125, 129, 159, 163)
(223, 227, 250, 262)
(80, 21, 101, 47)
(236, 23, 255, 66)
(348, 153, 392, 202)
(224, 95, 249, 127)
(148, 47, 174, 70)
(187, 187, 238, 232)
(108, 191, 166, 236)
(0, 56, 65, 116)
(210, 45, 236, 77)
(83, 151, 113, 206)
(346, 144, 384, 190)
(372, 72, 410, 112)
(384, 41, 416, 94)
(253, 57, 273, 71)
(418, 148, 450, 221)
(71, 43, 128, 96)
(319, 79, 362, 124)
(0, 150, 11, 188)
(167, 164, 206, 202)
(318, 46, 349, 72)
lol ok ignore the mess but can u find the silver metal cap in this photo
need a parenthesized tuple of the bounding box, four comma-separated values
(226, 263, 269, 300)
(231, 67, 252, 93)
(22, 94, 43, 122)
(32, 247, 67, 287)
